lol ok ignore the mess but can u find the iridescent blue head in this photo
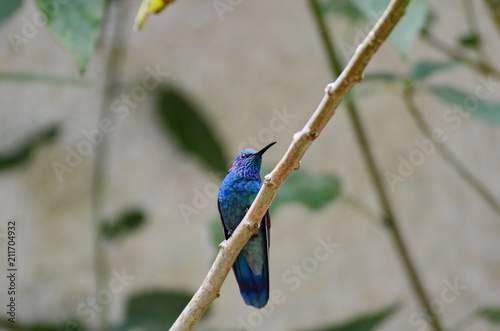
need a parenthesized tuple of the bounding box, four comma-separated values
(228, 142, 276, 178)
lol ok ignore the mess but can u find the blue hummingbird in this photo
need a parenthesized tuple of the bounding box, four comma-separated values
(217, 141, 276, 309)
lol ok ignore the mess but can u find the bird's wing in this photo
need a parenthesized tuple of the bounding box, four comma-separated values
(218, 198, 271, 250)
(263, 209, 271, 250)
(217, 199, 231, 240)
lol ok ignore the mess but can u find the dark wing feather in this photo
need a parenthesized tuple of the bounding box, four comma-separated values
(217, 199, 231, 240)
(263, 210, 271, 250)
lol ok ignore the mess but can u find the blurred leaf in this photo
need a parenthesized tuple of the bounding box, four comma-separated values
(458, 33, 481, 49)
(408, 61, 457, 80)
(363, 72, 401, 83)
(0, 72, 89, 87)
(0, 0, 22, 25)
(320, 0, 365, 21)
(388, 0, 429, 57)
(352, 0, 429, 57)
(101, 209, 146, 240)
(118, 290, 203, 331)
(479, 307, 500, 324)
(273, 170, 341, 211)
(35, 0, 105, 73)
(308, 305, 397, 331)
(156, 86, 227, 174)
(431, 85, 500, 125)
(0, 125, 58, 171)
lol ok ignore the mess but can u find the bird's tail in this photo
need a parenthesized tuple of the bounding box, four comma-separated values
(233, 253, 269, 309)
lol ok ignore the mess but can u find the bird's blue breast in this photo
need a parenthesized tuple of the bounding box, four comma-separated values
(218, 172, 261, 231)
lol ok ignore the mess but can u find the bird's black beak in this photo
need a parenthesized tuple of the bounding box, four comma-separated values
(256, 141, 276, 156)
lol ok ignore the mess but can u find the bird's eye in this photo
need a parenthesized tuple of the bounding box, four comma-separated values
(241, 153, 248, 159)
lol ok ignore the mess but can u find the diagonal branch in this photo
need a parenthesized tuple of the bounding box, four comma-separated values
(170, 0, 410, 329)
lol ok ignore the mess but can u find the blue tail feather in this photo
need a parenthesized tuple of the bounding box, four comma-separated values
(233, 253, 269, 309)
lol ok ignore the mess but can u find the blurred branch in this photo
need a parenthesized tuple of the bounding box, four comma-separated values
(482, 0, 500, 35)
(422, 30, 500, 78)
(171, 0, 411, 329)
(340, 192, 384, 225)
(90, 1, 129, 329)
(403, 83, 500, 217)
(0, 72, 89, 87)
(309, 1, 444, 331)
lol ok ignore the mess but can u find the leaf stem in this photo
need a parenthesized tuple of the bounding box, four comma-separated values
(90, 1, 129, 329)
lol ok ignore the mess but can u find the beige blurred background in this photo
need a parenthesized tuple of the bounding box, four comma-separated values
(0, 0, 499, 330)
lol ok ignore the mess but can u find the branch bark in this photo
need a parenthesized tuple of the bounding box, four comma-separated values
(170, 0, 410, 329)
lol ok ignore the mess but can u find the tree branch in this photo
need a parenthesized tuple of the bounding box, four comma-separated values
(403, 83, 500, 217)
(421, 29, 500, 78)
(170, 0, 410, 329)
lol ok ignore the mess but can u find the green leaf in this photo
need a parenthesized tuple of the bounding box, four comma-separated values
(119, 290, 204, 331)
(0, 0, 22, 25)
(35, 0, 105, 73)
(479, 307, 500, 324)
(409, 61, 457, 81)
(459, 33, 481, 49)
(352, 0, 429, 57)
(101, 209, 146, 240)
(0, 125, 58, 171)
(308, 305, 397, 331)
(156, 86, 228, 174)
(320, 0, 365, 21)
(430, 85, 500, 125)
(273, 170, 342, 211)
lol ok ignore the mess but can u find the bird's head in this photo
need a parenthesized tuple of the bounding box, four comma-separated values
(228, 142, 276, 177)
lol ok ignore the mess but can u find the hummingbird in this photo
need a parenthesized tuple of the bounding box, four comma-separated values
(217, 141, 276, 309)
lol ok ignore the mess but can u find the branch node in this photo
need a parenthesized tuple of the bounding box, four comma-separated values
(244, 221, 259, 232)
(264, 174, 276, 187)
(218, 241, 228, 249)
(325, 82, 335, 95)
(306, 130, 318, 140)
(202, 281, 215, 293)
